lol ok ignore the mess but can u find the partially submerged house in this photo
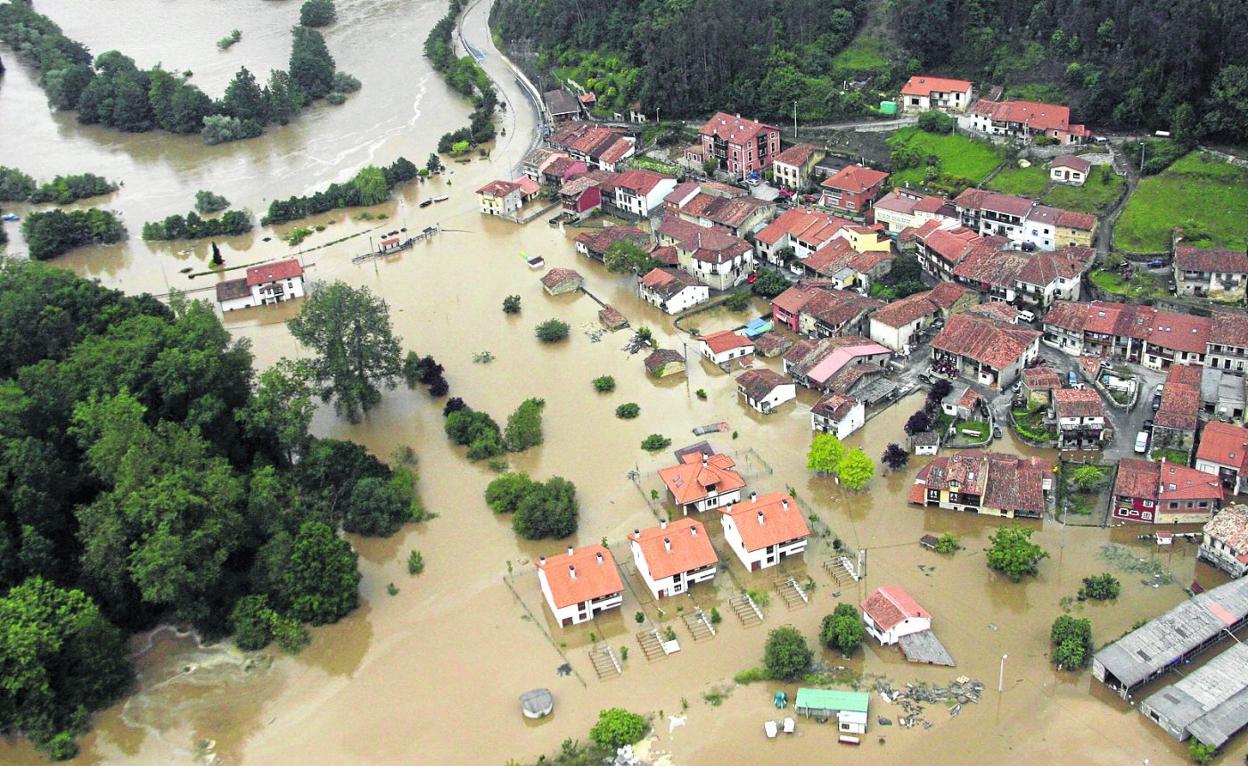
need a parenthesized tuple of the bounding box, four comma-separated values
(644, 348, 686, 378)
(536, 545, 624, 627)
(698, 329, 755, 367)
(811, 392, 865, 439)
(1198, 504, 1248, 578)
(861, 585, 931, 646)
(658, 449, 747, 515)
(628, 518, 718, 599)
(909, 450, 1053, 519)
(216, 259, 306, 312)
(540, 268, 584, 296)
(735, 368, 796, 414)
(720, 492, 810, 571)
(794, 689, 870, 735)
(1111, 458, 1223, 525)
(638, 268, 709, 314)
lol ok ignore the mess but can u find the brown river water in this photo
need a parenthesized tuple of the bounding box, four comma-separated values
(2, 2, 1245, 765)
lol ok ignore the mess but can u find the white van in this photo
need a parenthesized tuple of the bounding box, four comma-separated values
(1134, 431, 1150, 453)
(1017, 310, 1037, 324)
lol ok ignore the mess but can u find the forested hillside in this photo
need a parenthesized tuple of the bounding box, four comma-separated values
(491, 0, 1248, 138)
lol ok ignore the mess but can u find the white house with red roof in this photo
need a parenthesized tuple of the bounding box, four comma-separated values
(811, 392, 865, 438)
(698, 329, 755, 367)
(1196, 421, 1248, 495)
(959, 99, 1090, 144)
(628, 518, 719, 599)
(601, 169, 677, 218)
(820, 165, 889, 213)
(900, 76, 974, 113)
(873, 189, 956, 234)
(476, 179, 524, 216)
(771, 143, 826, 190)
(735, 368, 796, 414)
(215, 258, 305, 312)
(696, 112, 782, 179)
(930, 312, 1040, 389)
(1198, 505, 1248, 578)
(658, 449, 747, 514)
(720, 492, 810, 571)
(1050, 155, 1091, 185)
(535, 545, 624, 627)
(861, 585, 932, 645)
(638, 268, 710, 314)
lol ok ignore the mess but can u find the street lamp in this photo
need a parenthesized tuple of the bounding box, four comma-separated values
(998, 653, 1008, 692)
(793, 100, 798, 138)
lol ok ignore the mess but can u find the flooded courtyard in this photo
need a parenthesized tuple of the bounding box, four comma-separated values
(1, 1, 1245, 765)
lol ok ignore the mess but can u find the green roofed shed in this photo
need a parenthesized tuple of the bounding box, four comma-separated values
(795, 688, 870, 734)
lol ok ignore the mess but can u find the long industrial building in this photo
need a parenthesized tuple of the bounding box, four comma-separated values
(1139, 642, 1248, 749)
(1092, 578, 1248, 697)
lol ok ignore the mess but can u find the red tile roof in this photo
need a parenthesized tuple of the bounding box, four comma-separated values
(1022, 366, 1062, 391)
(812, 391, 859, 421)
(822, 164, 889, 194)
(870, 291, 938, 329)
(928, 281, 973, 309)
(1053, 388, 1104, 419)
(540, 268, 584, 289)
(659, 451, 747, 506)
(970, 99, 1076, 133)
(1115, 458, 1159, 501)
(1158, 463, 1224, 503)
(215, 277, 250, 302)
(774, 143, 818, 167)
(537, 545, 623, 608)
(931, 313, 1040, 369)
(1212, 311, 1248, 348)
(701, 329, 754, 356)
(1149, 313, 1212, 355)
(602, 168, 673, 195)
(737, 368, 791, 400)
(698, 112, 779, 144)
(900, 76, 973, 97)
(861, 585, 930, 631)
(1052, 155, 1091, 174)
(1197, 422, 1248, 473)
(246, 259, 303, 286)
(477, 179, 520, 197)
(1156, 365, 1202, 432)
(721, 493, 810, 552)
(574, 226, 649, 255)
(1204, 506, 1248, 556)
(755, 207, 852, 247)
(800, 290, 882, 331)
(628, 519, 718, 580)
(1175, 245, 1248, 275)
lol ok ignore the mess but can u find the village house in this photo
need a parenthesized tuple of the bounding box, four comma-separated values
(909, 450, 1053, 518)
(546, 123, 636, 171)
(1196, 421, 1248, 495)
(695, 112, 782, 179)
(475, 179, 524, 217)
(216, 259, 306, 311)
(954, 188, 1097, 250)
(771, 143, 826, 190)
(638, 268, 710, 314)
(1153, 364, 1203, 459)
(911, 431, 941, 455)
(536, 155, 588, 188)
(539, 268, 584, 296)
(1172, 244, 1248, 301)
(1198, 505, 1248, 577)
(543, 88, 583, 123)
(735, 368, 797, 414)
(784, 336, 892, 392)
(861, 585, 932, 645)
(698, 329, 755, 367)
(798, 235, 895, 290)
(659, 448, 747, 515)
(1112, 458, 1223, 525)
(1201, 368, 1246, 423)
(930, 312, 1041, 389)
(754, 207, 857, 265)
(628, 518, 718, 599)
(941, 382, 986, 421)
(601, 169, 677, 218)
(820, 164, 889, 214)
(771, 281, 833, 333)
(720, 492, 810, 571)
(1021, 365, 1062, 408)
(798, 290, 884, 339)
(1041, 300, 1211, 370)
(1050, 155, 1091, 186)
(1052, 388, 1109, 450)
(662, 181, 776, 237)
(811, 392, 865, 439)
(872, 189, 956, 234)
(535, 545, 624, 627)
(959, 98, 1090, 144)
(558, 171, 610, 220)
(905, 221, 985, 281)
(1207, 311, 1248, 373)
(1014, 246, 1095, 309)
(656, 217, 755, 291)
(573, 225, 649, 262)
(899, 75, 974, 113)
(521, 146, 560, 183)
(644, 348, 686, 378)
(867, 282, 976, 354)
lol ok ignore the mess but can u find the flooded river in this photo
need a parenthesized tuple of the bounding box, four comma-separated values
(1, 2, 1245, 765)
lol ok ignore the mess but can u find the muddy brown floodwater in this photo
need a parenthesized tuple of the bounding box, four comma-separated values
(1, 2, 1246, 765)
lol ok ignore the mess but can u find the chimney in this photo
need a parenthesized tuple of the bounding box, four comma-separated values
(595, 552, 604, 565)
(568, 565, 577, 580)
(566, 546, 574, 556)
(782, 499, 790, 511)
(750, 491, 758, 501)
(757, 510, 766, 526)
(663, 537, 671, 552)
(538, 556, 546, 566)
(633, 528, 640, 537)
(690, 525, 698, 537)
(702, 452, 708, 465)
(660, 518, 668, 530)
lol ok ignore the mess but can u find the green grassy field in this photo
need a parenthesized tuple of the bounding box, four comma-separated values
(886, 127, 1004, 187)
(1115, 152, 1248, 254)
(1003, 83, 1069, 104)
(1088, 269, 1167, 300)
(986, 163, 1049, 196)
(1042, 166, 1127, 214)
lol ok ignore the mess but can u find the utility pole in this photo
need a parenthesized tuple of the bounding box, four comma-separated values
(793, 101, 798, 138)
(998, 653, 1008, 693)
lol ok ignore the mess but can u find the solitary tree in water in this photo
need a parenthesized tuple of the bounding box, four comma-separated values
(288, 281, 403, 422)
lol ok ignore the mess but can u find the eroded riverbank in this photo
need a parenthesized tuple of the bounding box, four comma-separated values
(0, 2, 1244, 765)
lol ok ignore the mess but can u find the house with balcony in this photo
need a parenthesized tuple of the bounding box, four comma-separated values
(1153, 364, 1203, 460)
(720, 492, 810, 571)
(216, 259, 306, 311)
(543, 89, 583, 123)
(663, 181, 775, 237)
(1041, 300, 1210, 369)
(736, 369, 796, 414)
(547, 123, 636, 171)
(873, 189, 956, 234)
(1173, 244, 1248, 301)
(1196, 421, 1248, 495)
(1050, 155, 1091, 185)
(638, 268, 709, 314)
(904, 220, 984, 280)
(696, 112, 782, 179)
(1208, 311, 1248, 374)
(698, 329, 755, 368)
(959, 98, 1090, 144)
(475, 179, 524, 217)
(536, 545, 624, 627)
(657, 216, 755, 290)
(784, 336, 892, 392)
(1198, 505, 1248, 577)
(1052, 388, 1109, 450)
(1112, 458, 1223, 525)
(573, 225, 649, 262)
(771, 143, 826, 190)
(601, 169, 678, 218)
(558, 172, 610, 220)
(628, 518, 719, 599)
(1014, 246, 1095, 309)
(658, 448, 747, 515)
(861, 586, 932, 646)
(908, 449, 1053, 518)
(811, 392, 865, 439)
(899, 76, 974, 113)
(820, 164, 889, 214)
(930, 312, 1040, 389)
(797, 290, 883, 339)
(954, 189, 1097, 250)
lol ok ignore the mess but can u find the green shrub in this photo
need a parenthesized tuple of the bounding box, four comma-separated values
(763, 625, 813, 681)
(641, 434, 671, 451)
(589, 708, 649, 750)
(300, 0, 337, 27)
(592, 375, 616, 393)
(535, 319, 570, 343)
(407, 550, 425, 575)
(917, 110, 954, 133)
(616, 403, 640, 419)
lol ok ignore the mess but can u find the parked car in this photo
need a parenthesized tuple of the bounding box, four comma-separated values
(744, 177, 761, 187)
(1152, 393, 1162, 411)
(1143, 419, 1154, 431)
(1147, 258, 1167, 269)
(1135, 431, 1150, 453)
(1017, 309, 1037, 324)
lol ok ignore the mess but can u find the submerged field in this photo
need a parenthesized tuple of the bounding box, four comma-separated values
(1115, 152, 1248, 253)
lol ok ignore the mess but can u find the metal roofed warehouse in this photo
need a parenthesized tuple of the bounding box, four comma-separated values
(1139, 642, 1248, 749)
(1092, 577, 1248, 696)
